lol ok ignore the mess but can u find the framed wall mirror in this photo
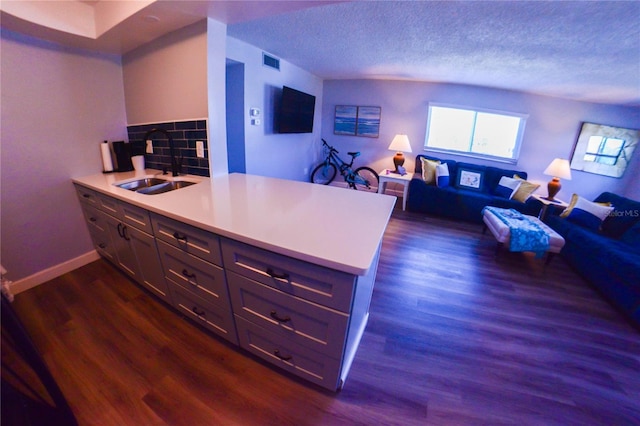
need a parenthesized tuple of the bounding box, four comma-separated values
(570, 122, 639, 178)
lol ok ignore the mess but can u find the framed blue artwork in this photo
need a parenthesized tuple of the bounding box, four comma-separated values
(334, 105, 381, 138)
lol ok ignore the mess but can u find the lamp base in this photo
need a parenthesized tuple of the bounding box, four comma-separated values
(392, 152, 405, 173)
(547, 177, 561, 201)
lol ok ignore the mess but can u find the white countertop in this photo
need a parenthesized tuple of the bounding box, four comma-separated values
(73, 171, 396, 275)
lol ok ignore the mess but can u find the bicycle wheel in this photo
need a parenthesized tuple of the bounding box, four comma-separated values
(310, 163, 337, 185)
(352, 167, 379, 192)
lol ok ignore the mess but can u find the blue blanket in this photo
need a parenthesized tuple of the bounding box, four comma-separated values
(484, 207, 550, 258)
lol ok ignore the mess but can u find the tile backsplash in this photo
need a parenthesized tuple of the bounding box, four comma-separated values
(127, 120, 209, 177)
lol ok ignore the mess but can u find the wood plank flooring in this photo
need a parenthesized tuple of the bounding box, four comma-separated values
(5, 207, 640, 425)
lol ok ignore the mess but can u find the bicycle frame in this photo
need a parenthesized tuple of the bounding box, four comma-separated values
(320, 142, 370, 188)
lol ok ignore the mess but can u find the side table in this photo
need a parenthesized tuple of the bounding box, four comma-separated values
(378, 169, 413, 211)
(532, 194, 568, 220)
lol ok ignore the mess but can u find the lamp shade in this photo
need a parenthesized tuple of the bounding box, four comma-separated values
(543, 158, 572, 180)
(388, 134, 412, 153)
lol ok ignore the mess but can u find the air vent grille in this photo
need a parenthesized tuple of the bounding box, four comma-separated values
(262, 52, 280, 71)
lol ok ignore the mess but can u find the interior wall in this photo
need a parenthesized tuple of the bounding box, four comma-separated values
(226, 60, 246, 173)
(321, 79, 640, 201)
(206, 18, 229, 177)
(122, 20, 208, 125)
(0, 28, 128, 281)
(226, 36, 323, 182)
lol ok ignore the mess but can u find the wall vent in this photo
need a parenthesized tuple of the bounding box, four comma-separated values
(262, 52, 280, 71)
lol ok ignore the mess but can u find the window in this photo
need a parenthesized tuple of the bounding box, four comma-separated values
(424, 104, 527, 163)
(583, 136, 625, 166)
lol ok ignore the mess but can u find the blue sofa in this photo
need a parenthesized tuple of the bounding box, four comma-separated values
(545, 192, 640, 328)
(407, 154, 540, 223)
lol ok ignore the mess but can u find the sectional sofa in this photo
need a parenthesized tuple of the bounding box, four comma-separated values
(407, 154, 541, 223)
(545, 192, 640, 327)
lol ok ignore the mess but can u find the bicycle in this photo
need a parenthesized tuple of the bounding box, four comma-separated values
(310, 139, 379, 192)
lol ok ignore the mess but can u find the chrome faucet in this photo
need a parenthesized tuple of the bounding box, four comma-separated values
(143, 128, 181, 177)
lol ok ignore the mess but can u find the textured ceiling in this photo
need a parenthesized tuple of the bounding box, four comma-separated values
(228, 1, 640, 106)
(2, 1, 638, 106)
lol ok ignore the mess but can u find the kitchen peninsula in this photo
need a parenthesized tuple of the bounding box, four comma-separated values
(72, 171, 395, 391)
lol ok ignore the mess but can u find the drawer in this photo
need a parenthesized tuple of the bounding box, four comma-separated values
(75, 184, 99, 207)
(170, 284, 238, 345)
(96, 193, 120, 217)
(118, 201, 152, 233)
(152, 213, 222, 266)
(88, 223, 116, 263)
(228, 271, 348, 357)
(81, 204, 109, 234)
(235, 316, 341, 391)
(221, 238, 355, 312)
(157, 240, 228, 307)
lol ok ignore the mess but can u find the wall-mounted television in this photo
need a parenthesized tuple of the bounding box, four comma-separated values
(278, 86, 316, 134)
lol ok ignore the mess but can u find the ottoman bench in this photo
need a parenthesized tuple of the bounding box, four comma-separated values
(482, 207, 565, 264)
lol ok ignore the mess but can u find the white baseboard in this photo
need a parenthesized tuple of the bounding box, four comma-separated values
(8, 250, 100, 294)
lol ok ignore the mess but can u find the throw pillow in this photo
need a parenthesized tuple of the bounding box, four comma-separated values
(495, 176, 521, 199)
(435, 163, 450, 188)
(456, 168, 484, 191)
(560, 194, 612, 218)
(421, 158, 440, 184)
(562, 194, 615, 231)
(512, 176, 540, 203)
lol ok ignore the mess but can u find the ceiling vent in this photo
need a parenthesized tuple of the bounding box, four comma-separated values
(262, 52, 280, 71)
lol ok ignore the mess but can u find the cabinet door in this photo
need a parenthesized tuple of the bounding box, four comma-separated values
(221, 238, 355, 312)
(103, 213, 141, 281)
(228, 271, 348, 357)
(156, 240, 228, 308)
(75, 185, 99, 208)
(170, 284, 238, 345)
(235, 316, 341, 391)
(127, 226, 170, 302)
(151, 214, 222, 266)
(119, 202, 153, 234)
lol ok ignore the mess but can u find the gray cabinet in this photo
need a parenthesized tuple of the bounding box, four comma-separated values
(222, 238, 379, 391)
(152, 213, 238, 345)
(74, 181, 381, 391)
(77, 193, 117, 263)
(74, 185, 170, 303)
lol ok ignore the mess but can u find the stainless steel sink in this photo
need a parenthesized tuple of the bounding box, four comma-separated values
(136, 180, 197, 195)
(116, 177, 167, 191)
(115, 177, 198, 195)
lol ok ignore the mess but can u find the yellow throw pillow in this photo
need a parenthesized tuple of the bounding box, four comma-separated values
(421, 158, 440, 184)
(560, 194, 611, 218)
(512, 176, 540, 203)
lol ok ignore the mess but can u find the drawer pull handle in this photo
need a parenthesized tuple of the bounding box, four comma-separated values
(270, 310, 291, 323)
(122, 225, 130, 241)
(182, 269, 197, 281)
(82, 194, 91, 198)
(173, 232, 188, 243)
(89, 217, 97, 222)
(273, 349, 292, 361)
(266, 268, 289, 281)
(98, 243, 106, 249)
(192, 307, 205, 317)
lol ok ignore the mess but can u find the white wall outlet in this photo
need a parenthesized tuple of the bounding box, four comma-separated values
(250, 107, 261, 117)
(146, 140, 153, 154)
(196, 141, 205, 158)
(251, 118, 261, 126)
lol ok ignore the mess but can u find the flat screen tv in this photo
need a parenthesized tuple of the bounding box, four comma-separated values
(278, 86, 316, 133)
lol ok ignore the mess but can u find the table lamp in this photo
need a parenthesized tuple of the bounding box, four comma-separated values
(388, 134, 412, 173)
(543, 158, 572, 201)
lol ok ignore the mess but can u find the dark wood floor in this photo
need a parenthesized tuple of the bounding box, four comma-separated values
(5, 207, 640, 425)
